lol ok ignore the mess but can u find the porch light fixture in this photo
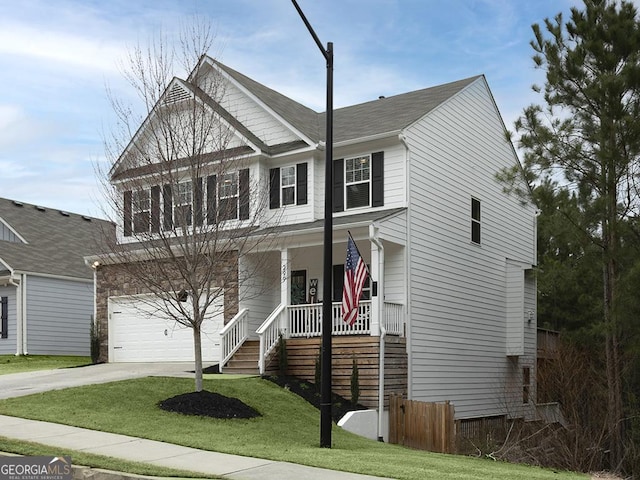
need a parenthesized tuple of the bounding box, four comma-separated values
(291, 0, 334, 449)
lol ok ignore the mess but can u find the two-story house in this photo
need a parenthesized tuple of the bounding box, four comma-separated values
(0, 197, 114, 356)
(92, 56, 537, 425)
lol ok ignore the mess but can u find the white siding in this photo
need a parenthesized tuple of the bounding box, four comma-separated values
(218, 80, 300, 146)
(25, 276, 93, 356)
(404, 77, 537, 419)
(506, 260, 525, 356)
(239, 251, 281, 336)
(0, 285, 16, 355)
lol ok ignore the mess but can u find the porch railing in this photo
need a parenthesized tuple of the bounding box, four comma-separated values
(256, 303, 286, 374)
(219, 308, 249, 372)
(288, 301, 372, 337)
(384, 302, 404, 335)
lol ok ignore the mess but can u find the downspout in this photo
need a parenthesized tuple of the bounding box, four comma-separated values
(7, 275, 21, 355)
(399, 132, 412, 399)
(370, 224, 386, 442)
(21, 274, 27, 355)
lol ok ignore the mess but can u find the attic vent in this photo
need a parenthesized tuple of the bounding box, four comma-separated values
(82, 215, 92, 222)
(60, 211, 70, 217)
(165, 83, 191, 104)
(12, 201, 23, 207)
(35, 206, 45, 212)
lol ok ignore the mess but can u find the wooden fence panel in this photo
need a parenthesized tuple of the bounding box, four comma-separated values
(389, 394, 455, 453)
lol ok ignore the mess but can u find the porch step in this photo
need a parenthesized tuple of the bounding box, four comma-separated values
(223, 340, 260, 375)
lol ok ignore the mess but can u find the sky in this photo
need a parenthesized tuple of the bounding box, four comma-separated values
(0, 0, 587, 218)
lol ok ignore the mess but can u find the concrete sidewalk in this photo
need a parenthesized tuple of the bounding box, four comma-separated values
(0, 415, 394, 480)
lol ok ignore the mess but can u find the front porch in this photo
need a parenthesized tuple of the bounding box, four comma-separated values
(219, 299, 404, 375)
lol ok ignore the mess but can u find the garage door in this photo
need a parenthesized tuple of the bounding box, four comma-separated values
(109, 295, 223, 362)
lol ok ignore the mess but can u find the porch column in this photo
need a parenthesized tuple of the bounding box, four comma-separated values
(280, 248, 290, 306)
(370, 239, 382, 336)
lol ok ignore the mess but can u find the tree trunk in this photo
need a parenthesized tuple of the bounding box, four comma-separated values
(603, 193, 624, 470)
(193, 326, 203, 392)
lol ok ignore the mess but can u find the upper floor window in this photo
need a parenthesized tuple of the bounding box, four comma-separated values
(218, 172, 239, 221)
(281, 166, 296, 206)
(173, 181, 193, 226)
(269, 163, 308, 209)
(123, 169, 250, 236)
(333, 151, 384, 212)
(471, 197, 481, 244)
(132, 189, 150, 233)
(345, 155, 371, 209)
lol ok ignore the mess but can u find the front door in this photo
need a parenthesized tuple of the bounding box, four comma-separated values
(291, 270, 307, 305)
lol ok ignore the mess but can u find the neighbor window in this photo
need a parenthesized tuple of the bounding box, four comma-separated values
(173, 181, 193, 226)
(345, 155, 370, 209)
(281, 166, 296, 206)
(1, 296, 7, 339)
(218, 172, 239, 221)
(471, 197, 481, 244)
(132, 189, 150, 233)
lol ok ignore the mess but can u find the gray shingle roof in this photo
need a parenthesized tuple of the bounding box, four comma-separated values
(0, 198, 115, 280)
(214, 59, 481, 145)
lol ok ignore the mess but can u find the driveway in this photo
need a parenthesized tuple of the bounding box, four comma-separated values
(0, 362, 194, 400)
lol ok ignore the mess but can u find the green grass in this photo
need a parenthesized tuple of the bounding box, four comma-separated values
(0, 377, 588, 480)
(0, 355, 91, 374)
(0, 436, 213, 478)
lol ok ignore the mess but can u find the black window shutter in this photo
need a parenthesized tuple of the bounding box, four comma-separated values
(163, 184, 173, 230)
(1, 296, 7, 339)
(150, 186, 161, 233)
(296, 163, 308, 205)
(372, 151, 384, 207)
(123, 190, 132, 237)
(239, 168, 250, 220)
(333, 158, 344, 212)
(269, 168, 280, 209)
(193, 177, 204, 226)
(206, 175, 217, 224)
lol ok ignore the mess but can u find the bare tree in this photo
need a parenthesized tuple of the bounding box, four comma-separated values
(96, 21, 277, 391)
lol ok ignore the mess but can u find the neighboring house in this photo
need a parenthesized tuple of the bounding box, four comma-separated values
(92, 57, 537, 423)
(0, 198, 114, 356)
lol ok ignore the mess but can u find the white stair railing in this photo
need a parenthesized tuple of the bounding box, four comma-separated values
(256, 304, 286, 375)
(219, 308, 249, 372)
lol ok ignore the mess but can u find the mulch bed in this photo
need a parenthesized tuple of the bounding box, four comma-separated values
(264, 375, 366, 423)
(158, 367, 365, 422)
(158, 390, 261, 419)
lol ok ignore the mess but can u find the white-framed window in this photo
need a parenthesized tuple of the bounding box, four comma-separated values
(345, 155, 370, 209)
(218, 172, 239, 221)
(471, 197, 481, 244)
(132, 188, 150, 233)
(281, 166, 296, 206)
(173, 181, 193, 226)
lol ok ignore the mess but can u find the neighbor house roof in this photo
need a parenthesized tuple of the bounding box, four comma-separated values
(214, 59, 481, 145)
(0, 198, 115, 280)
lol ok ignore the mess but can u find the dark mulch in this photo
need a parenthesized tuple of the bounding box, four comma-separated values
(264, 375, 367, 423)
(158, 390, 261, 419)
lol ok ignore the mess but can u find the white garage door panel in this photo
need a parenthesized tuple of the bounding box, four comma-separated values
(109, 295, 223, 363)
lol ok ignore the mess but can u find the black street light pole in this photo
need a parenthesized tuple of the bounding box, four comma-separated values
(291, 0, 334, 448)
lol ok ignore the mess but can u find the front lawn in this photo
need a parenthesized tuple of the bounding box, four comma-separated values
(0, 355, 91, 374)
(0, 376, 587, 480)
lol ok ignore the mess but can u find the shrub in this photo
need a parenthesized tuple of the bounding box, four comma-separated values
(90, 317, 100, 364)
(350, 356, 360, 406)
(278, 334, 288, 375)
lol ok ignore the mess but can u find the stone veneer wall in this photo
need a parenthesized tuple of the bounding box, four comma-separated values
(95, 251, 239, 363)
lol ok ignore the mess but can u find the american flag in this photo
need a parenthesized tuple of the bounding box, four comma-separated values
(342, 236, 368, 326)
